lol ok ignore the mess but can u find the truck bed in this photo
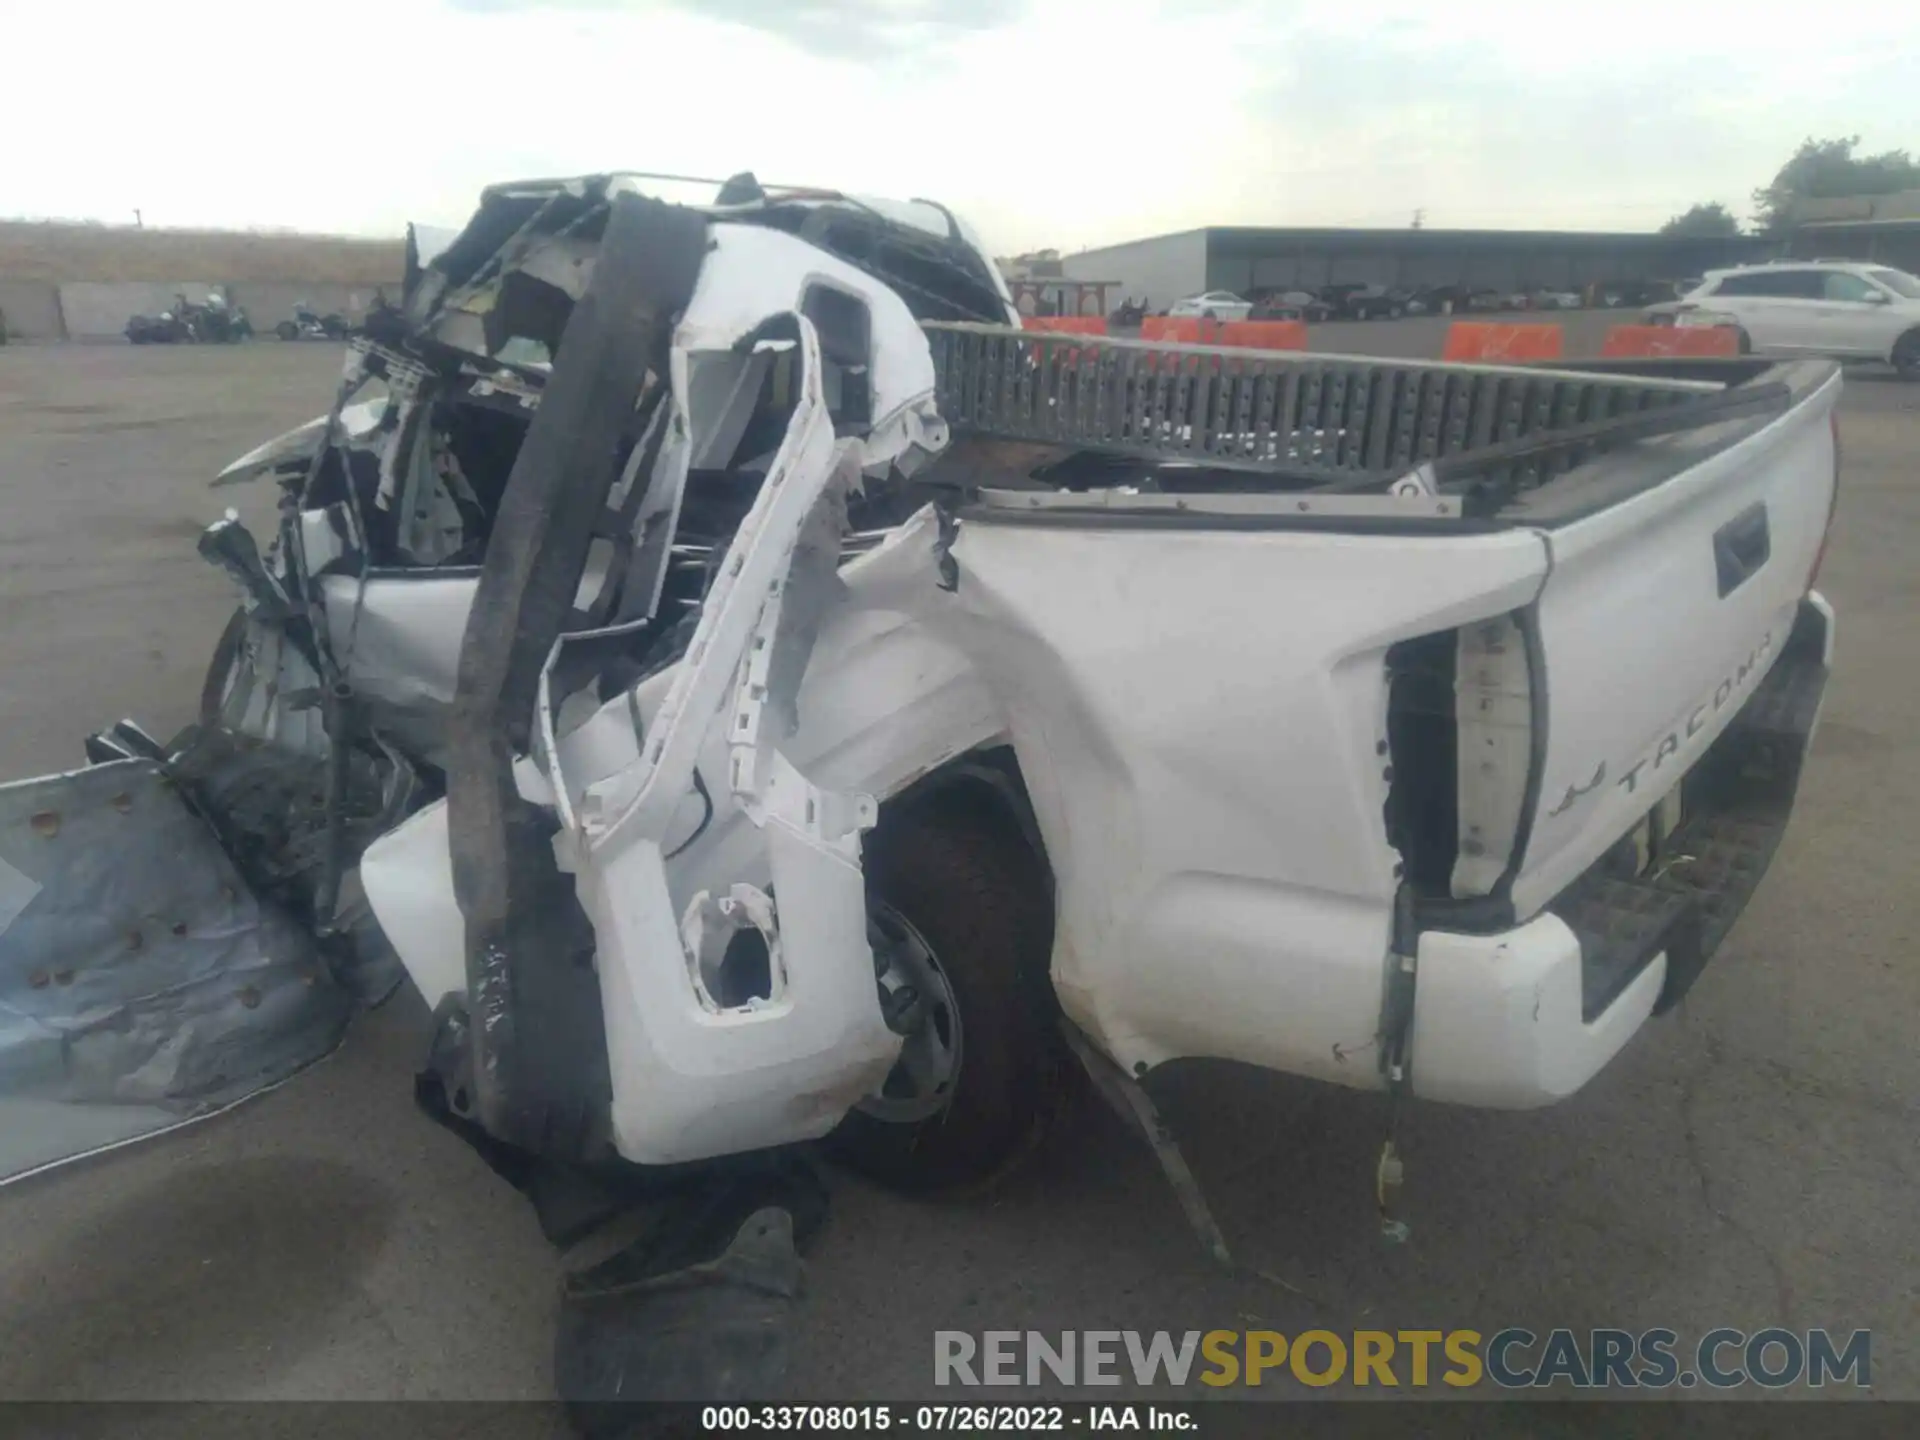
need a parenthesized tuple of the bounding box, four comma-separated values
(923, 323, 1800, 516)
(925, 323, 1841, 1104)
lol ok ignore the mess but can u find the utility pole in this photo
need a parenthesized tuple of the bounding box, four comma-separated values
(133, 208, 143, 228)
(1411, 209, 1425, 229)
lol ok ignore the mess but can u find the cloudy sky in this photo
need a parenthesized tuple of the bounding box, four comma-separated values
(5, 0, 1914, 254)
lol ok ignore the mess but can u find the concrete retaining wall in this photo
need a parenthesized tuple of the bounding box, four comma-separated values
(56, 281, 228, 339)
(35, 278, 398, 341)
(0, 280, 64, 340)
(228, 281, 389, 330)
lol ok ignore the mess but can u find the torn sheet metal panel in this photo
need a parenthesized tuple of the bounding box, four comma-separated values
(408, 221, 461, 275)
(566, 318, 903, 1166)
(360, 283, 972, 1165)
(360, 508, 1003, 1029)
(320, 573, 477, 714)
(208, 613, 330, 758)
(214, 397, 391, 487)
(681, 225, 948, 473)
(0, 759, 348, 1185)
(440, 190, 706, 1161)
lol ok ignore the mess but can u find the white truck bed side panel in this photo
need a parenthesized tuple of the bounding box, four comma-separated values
(932, 521, 1550, 1084)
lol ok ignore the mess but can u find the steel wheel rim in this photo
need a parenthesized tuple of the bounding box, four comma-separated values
(859, 900, 964, 1124)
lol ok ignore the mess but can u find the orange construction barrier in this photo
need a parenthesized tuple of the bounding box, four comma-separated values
(1021, 314, 1106, 367)
(1137, 315, 1208, 372)
(1022, 315, 1108, 336)
(1219, 319, 1308, 351)
(1599, 324, 1740, 359)
(1442, 321, 1564, 364)
(1140, 315, 1312, 351)
(1143, 315, 1234, 344)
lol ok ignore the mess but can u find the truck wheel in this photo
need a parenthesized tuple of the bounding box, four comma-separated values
(1735, 328, 1753, 356)
(1894, 330, 1920, 381)
(275, 320, 298, 341)
(826, 793, 1061, 1193)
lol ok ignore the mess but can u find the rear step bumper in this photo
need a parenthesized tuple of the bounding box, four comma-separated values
(1406, 593, 1831, 1109)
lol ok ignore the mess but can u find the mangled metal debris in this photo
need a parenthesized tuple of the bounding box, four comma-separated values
(1, 168, 1027, 1409)
(0, 757, 346, 1182)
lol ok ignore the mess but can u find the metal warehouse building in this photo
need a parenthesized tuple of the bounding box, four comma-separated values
(1060, 227, 1771, 308)
(1784, 190, 1920, 272)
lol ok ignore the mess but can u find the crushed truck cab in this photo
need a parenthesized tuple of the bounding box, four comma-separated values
(1, 172, 1837, 1247)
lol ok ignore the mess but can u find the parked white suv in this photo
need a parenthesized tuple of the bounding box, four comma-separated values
(1647, 261, 1920, 378)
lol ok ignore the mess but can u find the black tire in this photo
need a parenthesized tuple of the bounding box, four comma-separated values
(826, 793, 1060, 1193)
(275, 320, 299, 341)
(1893, 330, 1920, 382)
(1202, 309, 1218, 322)
(1735, 327, 1754, 356)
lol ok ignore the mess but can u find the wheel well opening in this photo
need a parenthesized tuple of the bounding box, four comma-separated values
(877, 746, 1052, 891)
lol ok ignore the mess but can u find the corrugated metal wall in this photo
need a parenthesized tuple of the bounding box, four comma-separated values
(1194, 229, 1768, 300)
(1059, 231, 1209, 311)
(1788, 228, 1920, 271)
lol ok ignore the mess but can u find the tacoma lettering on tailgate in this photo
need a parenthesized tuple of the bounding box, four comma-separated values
(1616, 630, 1774, 797)
(1546, 629, 1778, 819)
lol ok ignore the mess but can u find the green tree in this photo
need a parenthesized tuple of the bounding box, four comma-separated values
(1660, 202, 1742, 238)
(1753, 136, 1920, 233)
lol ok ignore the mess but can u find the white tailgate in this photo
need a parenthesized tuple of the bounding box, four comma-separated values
(1512, 376, 1840, 917)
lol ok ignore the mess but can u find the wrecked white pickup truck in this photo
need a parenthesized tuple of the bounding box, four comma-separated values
(0, 172, 1839, 1406)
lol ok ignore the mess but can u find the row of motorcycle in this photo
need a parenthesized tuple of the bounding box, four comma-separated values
(124, 292, 352, 345)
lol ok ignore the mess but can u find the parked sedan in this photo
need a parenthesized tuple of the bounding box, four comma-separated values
(1250, 290, 1335, 322)
(1167, 290, 1254, 321)
(1531, 289, 1583, 311)
(1321, 283, 1407, 320)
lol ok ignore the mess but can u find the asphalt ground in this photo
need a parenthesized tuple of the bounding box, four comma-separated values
(0, 323, 1914, 1430)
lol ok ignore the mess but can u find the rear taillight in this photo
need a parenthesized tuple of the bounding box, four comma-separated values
(1808, 409, 1841, 592)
